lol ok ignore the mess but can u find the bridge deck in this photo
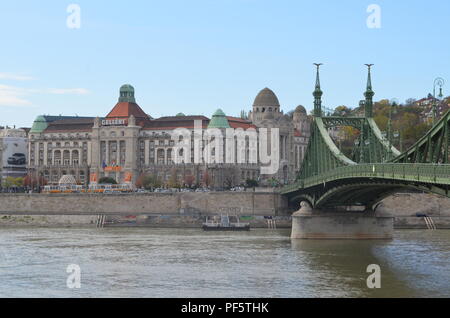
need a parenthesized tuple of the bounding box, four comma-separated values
(282, 163, 450, 195)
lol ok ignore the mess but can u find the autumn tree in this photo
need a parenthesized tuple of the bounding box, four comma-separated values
(141, 174, 162, 190)
(167, 168, 180, 188)
(184, 175, 195, 188)
(23, 175, 47, 187)
(202, 171, 211, 188)
(333, 105, 352, 117)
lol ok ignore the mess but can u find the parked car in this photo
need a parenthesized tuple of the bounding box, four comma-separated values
(7, 153, 26, 165)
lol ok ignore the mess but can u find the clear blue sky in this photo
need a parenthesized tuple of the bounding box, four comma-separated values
(1, 0, 449, 127)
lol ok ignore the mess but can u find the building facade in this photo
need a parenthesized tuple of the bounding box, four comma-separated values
(28, 85, 310, 188)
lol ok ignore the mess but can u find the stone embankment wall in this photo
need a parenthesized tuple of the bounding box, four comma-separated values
(380, 193, 450, 229)
(0, 192, 449, 229)
(0, 192, 289, 228)
(0, 192, 287, 215)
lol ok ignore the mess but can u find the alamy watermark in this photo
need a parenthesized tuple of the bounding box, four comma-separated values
(367, 4, 381, 29)
(66, 264, 81, 289)
(66, 4, 81, 29)
(366, 264, 381, 289)
(170, 120, 280, 175)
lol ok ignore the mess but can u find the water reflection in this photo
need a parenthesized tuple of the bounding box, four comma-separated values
(291, 239, 418, 297)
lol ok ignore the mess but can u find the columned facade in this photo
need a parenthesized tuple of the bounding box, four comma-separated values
(28, 84, 311, 188)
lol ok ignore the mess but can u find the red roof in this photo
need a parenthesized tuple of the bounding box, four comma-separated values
(106, 102, 149, 119)
(227, 116, 257, 130)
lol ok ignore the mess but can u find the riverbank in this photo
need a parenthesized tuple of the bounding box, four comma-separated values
(0, 214, 292, 229)
(0, 191, 287, 216)
(0, 212, 449, 230)
(0, 192, 449, 229)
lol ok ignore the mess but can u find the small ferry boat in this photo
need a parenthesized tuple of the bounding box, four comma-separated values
(202, 215, 250, 231)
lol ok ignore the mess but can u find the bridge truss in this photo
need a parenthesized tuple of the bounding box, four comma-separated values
(282, 65, 450, 210)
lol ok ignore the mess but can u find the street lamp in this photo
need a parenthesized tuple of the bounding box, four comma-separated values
(432, 77, 445, 125)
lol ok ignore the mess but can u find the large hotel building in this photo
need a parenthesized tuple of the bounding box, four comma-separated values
(27, 85, 310, 188)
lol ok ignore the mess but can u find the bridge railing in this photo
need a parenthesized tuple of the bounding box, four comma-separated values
(284, 163, 450, 193)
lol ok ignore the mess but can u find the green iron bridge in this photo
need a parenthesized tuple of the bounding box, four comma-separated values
(282, 64, 450, 210)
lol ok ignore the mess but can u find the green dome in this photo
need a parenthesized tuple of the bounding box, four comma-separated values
(176, 113, 186, 117)
(119, 84, 136, 103)
(208, 109, 230, 129)
(120, 84, 134, 92)
(30, 115, 49, 133)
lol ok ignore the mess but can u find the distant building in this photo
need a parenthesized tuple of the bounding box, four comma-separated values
(28, 85, 311, 188)
(414, 96, 450, 122)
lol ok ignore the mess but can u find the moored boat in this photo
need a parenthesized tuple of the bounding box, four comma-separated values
(202, 215, 250, 231)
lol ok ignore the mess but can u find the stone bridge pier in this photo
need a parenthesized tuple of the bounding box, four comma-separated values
(291, 202, 394, 240)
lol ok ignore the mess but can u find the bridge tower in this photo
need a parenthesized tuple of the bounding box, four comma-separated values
(289, 64, 395, 239)
(364, 64, 374, 118)
(313, 63, 323, 117)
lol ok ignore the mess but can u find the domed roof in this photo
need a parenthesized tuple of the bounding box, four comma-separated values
(295, 105, 307, 114)
(212, 109, 226, 117)
(208, 109, 230, 129)
(176, 113, 186, 117)
(253, 88, 280, 107)
(118, 84, 136, 103)
(120, 84, 134, 92)
(58, 175, 77, 186)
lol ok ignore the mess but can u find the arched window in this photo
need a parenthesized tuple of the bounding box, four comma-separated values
(157, 149, 165, 165)
(72, 150, 79, 165)
(167, 149, 173, 164)
(63, 150, 70, 165)
(54, 150, 61, 165)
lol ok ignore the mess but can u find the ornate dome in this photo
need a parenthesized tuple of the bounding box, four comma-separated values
(295, 105, 307, 114)
(58, 175, 77, 186)
(253, 88, 280, 107)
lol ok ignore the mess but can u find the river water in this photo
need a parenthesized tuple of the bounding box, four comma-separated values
(0, 228, 449, 298)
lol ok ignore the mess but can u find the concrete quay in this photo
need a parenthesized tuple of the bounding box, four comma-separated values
(0, 192, 449, 229)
